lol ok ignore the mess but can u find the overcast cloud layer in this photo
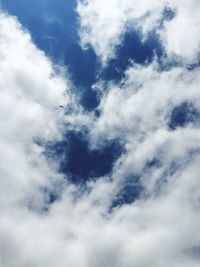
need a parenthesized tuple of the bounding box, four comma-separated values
(1, 1, 200, 266)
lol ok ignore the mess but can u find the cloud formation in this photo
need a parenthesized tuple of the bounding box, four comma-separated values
(78, 0, 200, 64)
(0, 11, 72, 228)
(1, 2, 200, 266)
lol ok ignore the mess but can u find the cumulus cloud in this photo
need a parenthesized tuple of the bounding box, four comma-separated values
(84, 62, 200, 266)
(92, 63, 200, 141)
(77, 0, 200, 64)
(0, 13, 57, 265)
(0, 12, 74, 220)
(1, 4, 200, 267)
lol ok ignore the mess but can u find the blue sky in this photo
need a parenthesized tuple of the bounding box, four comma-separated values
(1, 0, 200, 266)
(2, 0, 158, 192)
(2, 0, 123, 186)
(2, 0, 99, 109)
(2, 0, 162, 108)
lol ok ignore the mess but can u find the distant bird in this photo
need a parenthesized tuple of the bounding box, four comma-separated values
(59, 105, 64, 108)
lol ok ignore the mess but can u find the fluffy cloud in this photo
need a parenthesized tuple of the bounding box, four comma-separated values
(77, 0, 163, 64)
(91, 63, 200, 145)
(161, 0, 200, 62)
(77, 0, 200, 64)
(86, 62, 200, 266)
(0, 12, 72, 217)
(1, 4, 200, 267)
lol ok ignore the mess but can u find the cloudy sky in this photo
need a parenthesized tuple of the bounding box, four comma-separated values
(1, 0, 200, 266)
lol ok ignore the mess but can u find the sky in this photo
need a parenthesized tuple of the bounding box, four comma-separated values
(0, 0, 200, 266)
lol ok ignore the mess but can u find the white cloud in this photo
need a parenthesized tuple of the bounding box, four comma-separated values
(84, 62, 200, 266)
(77, 0, 163, 64)
(91, 63, 200, 144)
(160, 0, 200, 62)
(0, 12, 73, 213)
(1, 7, 200, 267)
(77, 0, 200, 64)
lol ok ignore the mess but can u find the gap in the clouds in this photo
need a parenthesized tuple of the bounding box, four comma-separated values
(162, 6, 176, 23)
(169, 102, 200, 130)
(146, 157, 162, 169)
(110, 176, 143, 210)
(110, 154, 182, 211)
(60, 132, 123, 183)
(2, 0, 100, 111)
(42, 185, 62, 211)
(100, 31, 161, 82)
(2, 0, 164, 110)
(187, 62, 200, 71)
(27, 182, 66, 213)
(45, 131, 123, 184)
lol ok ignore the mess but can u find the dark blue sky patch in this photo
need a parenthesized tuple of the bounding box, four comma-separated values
(2, 0, 163, 110)
(66, 45, 100, 110)
(146, 157, 162, 169)
(100, 31, 160, 82)
(3, 0, 186, 208)
(186, 62, 200, 71)
(42, 186, 61, 209)
(25, 185, 60, 213)
(27, 183, 66, 213)
(169, 102, 200, 130)
(2, 0, 99, 111)
(162, 6, 176, 23)
(45, 131, 123, 184)
(110, 176, 142, 210)
(62, 132, 123, 183)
